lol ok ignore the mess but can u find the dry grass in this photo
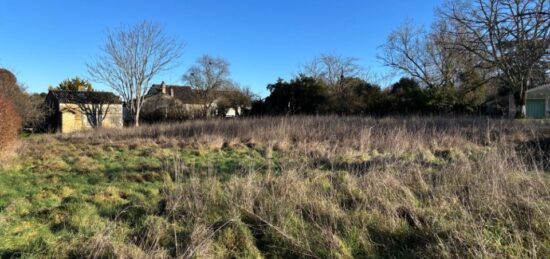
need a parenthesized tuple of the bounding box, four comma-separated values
(63, 116, 549, 172)
(5, 116, 550, 258)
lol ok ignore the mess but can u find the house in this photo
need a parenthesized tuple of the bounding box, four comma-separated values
(142, 82, 204, 119)
(141, 82, 245, 122)
(45, 90, 124, 133)
(484, 84, 550, 119)
(525, 84, 550, 119)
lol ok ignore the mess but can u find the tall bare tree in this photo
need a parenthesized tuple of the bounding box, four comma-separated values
(87, 21, 184, 126)
(440, 0, 550, 117)
(182, 55, 231, 117)
(379, 21, 463, 89)
(299, 54, 363, 90)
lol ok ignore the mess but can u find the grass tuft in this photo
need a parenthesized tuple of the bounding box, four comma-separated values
(1, 116, 549, 258)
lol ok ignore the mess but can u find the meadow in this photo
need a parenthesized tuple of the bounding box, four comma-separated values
(1, 116, 549, 258)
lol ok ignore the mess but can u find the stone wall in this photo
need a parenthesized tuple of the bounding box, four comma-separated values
(59, 103, 123, 133)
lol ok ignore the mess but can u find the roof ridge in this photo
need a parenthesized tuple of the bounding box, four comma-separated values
(152, 84, 192, 88)
(49, 89, 118, 94)
(527, 83, 550, 92)
(48, 90, 121, 104)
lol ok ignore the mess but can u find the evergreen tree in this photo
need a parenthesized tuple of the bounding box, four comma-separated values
(53, 77, 94, 91)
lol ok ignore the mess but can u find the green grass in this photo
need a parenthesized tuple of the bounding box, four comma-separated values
(0, 136, 276, 258)
(1, 117, 549, 258)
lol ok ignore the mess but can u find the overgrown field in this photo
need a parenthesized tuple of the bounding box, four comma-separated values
(1, 116, 549, 258)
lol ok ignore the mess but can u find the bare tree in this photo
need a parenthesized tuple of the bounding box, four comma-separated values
(379, 21, 462, 89)
(216, 82, 255, 116)
(87, 21, 184, 126)
(440, 0, 550, 117)
(182, 55, 231, 117)
(299, 54, 363, 90)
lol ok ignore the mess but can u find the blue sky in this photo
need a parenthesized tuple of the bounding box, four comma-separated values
(0, 0, 442, 96)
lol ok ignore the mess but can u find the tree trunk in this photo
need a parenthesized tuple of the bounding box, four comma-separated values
(96, 112, 102, 128)
(204, 104, 211, 119)
(134, 109, 140, 127)
(514, 87, 527, 119)
(515, 105, 526, 118)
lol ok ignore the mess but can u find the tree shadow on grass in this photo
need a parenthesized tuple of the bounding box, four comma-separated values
(367, 226, 445, 259)
(517, 137, 550, 171)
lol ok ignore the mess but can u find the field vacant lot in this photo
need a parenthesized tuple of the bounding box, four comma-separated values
(1, 116, 549, 258)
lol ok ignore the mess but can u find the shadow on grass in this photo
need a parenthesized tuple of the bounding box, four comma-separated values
(517, 137, 550, 171)
(367, 226, 444, 259)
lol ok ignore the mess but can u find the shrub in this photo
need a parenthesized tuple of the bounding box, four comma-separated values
(0, 94, 22, 156)
(264, 76, 329, 115)
(0, 68, 44, 129)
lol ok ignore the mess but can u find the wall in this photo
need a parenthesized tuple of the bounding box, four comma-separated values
(526, 85, 550, 118)
(59, 103, 123, 133)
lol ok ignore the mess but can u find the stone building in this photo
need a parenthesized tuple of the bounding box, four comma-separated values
(45, 90, 123, 133)
(140, 82, 245, 122)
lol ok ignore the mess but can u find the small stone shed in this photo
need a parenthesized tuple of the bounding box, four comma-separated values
(45, 90, 123, 133)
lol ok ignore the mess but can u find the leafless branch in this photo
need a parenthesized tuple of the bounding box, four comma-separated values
(87, 21, 184, 126)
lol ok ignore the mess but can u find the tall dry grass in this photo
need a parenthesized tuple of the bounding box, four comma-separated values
(64, 116, 549, 171)
(64, 116, 544, 146)
(63, 116, 549, 258)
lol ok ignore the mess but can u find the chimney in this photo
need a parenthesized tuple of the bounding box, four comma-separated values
(170, 87, 174, 97)
(161, 81, 166, 94)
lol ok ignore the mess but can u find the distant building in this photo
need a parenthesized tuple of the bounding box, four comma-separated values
(524, 84, 550, 119)
(45, 90, 123, 133)
(141, 82, 244, 122)
(484, 83, 550, 119)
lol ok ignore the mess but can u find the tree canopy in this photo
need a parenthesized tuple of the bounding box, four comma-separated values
(53, 77, 94, 91)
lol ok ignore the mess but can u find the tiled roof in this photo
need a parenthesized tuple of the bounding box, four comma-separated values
(148, 84, 203, 104)
(49, 90, 121, 104)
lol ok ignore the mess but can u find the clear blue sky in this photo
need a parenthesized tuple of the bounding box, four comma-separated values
(0, 0, 442, 96)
